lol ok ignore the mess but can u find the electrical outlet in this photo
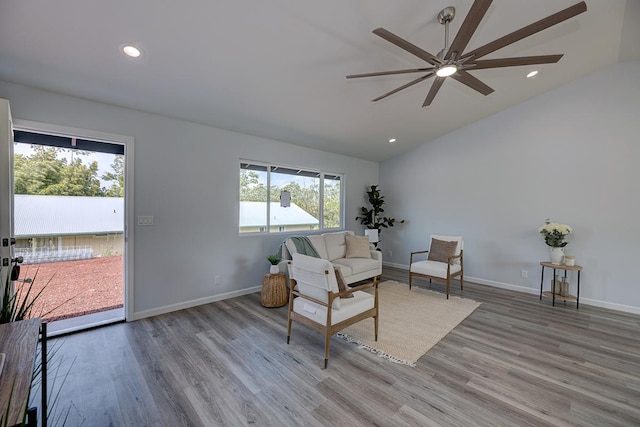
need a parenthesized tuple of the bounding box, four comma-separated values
(521, 270, 528, 278)
(214, 275, 221, 285)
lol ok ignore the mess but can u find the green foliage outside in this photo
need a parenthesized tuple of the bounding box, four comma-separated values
(240, 169, 341, 229)
(13, 146, 124, 197)
(101, 155, 124, 197)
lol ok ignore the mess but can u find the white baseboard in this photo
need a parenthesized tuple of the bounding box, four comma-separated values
(464, 275, 539, 296)
(383, 262, 640, 315)
(383, 261, 409, 270)
(576, 297, 640, 315)
(131, 286, 262, 321)
(130, 262, 640, 321)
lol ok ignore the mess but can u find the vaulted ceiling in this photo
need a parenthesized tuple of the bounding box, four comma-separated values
(0, 1, 638, 161)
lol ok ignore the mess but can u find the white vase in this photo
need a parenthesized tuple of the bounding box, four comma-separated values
(549, 247, 564, 265)
(269, 265, 279, 275)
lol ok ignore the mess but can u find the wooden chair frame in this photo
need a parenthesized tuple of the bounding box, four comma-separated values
(409, 249, 464, 299)
(287, 265, 379, 368)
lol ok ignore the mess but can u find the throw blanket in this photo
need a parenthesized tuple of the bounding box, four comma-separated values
(289, 236, 320, 258)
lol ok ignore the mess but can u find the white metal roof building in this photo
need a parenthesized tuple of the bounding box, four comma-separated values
(14, 195, 124, 236)
(14, 196, 318, 236)
(239, 202, 318, 229)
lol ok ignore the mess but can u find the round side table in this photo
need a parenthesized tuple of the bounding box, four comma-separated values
(539, 261, 583, 309)
(261, 273, 288, 307)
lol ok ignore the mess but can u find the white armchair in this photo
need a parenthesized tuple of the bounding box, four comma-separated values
(287, 253, 379, 368)
(409, 235, 464, 299)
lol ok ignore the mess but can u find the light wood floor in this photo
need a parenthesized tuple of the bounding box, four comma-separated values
(37, 267, 640, 426)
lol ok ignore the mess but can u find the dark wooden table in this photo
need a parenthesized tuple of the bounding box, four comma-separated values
(0, 318, 46, 427)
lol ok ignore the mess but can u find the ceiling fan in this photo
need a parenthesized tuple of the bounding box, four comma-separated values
(346, 1, 587, 107)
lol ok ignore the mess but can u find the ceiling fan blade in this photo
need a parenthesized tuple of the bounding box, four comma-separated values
(450, 70, 494, 96)
(346, 67, 435, 79)
(372, 73, 435, 102)
(445, 0, 493, 60)
(422, 77, 445, 107)
(470, 54, 563, 69)
(460, 1, 587, 61)
(373, 28, 442, 65)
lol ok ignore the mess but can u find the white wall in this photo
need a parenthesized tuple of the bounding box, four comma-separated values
(380, 60, 640, 313)
(0, 81, 378, 319)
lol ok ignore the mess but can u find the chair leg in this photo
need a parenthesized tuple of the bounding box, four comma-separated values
(374, 315, 379, 341)
(287, 314, 293, 344)
(446, 276, 450, 299)
(460, 273, 464, 292)
(323, 331, 331, 369)
(409, 272, 412, 290)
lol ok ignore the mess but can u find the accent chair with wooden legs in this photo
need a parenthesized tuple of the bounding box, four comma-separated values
(409, 235, 464, 299)
(286, 253, 379, 368)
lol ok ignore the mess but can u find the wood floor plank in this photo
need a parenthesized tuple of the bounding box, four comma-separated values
(31, 266, 640, 426)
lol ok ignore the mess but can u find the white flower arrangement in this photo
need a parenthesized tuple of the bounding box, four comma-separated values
(539, 220, 573, 247)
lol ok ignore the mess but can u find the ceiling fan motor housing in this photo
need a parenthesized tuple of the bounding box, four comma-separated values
(438, 7, 455, 25)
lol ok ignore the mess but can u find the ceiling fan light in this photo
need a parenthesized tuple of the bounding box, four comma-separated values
(436, 64, 457, 77)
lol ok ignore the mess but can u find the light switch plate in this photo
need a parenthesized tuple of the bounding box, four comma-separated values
(137, 216, 154, 226)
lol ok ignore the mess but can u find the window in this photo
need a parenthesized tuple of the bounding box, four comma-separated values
(239, 161, 343, 234)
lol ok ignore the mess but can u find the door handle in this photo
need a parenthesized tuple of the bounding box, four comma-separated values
(10, 256, 23, 281)
(11, 264, 20, 281)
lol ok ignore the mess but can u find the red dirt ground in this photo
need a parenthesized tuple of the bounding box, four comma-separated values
(14, 255, 124, 322)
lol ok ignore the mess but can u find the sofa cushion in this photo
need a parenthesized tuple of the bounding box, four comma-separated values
(333, 257, 379, 275)
(285, 239, 298, 257)
(332, 263, 352, 277)
(428, 238, 458, 263)
(323, 231, 348, 261)
(344, 234, 371, 259)
(285, 235, 328, 260)
(334, 267, 353, 298)
(308, 235, 329, 260)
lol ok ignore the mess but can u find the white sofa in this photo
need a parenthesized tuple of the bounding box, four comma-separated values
(281, 231, 382, 285)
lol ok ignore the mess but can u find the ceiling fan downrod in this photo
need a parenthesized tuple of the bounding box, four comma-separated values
(436, 6, 458, 76)
(437, 6, 455, 60)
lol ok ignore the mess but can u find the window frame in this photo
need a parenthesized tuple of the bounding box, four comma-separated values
(239, 160, 344, 235)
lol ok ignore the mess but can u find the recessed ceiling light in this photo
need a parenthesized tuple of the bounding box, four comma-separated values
(122, 45, 142, 58)
(388, 138, 397, 143)
(526, 70, 539, 78)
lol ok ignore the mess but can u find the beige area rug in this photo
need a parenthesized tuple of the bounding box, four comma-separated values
(338, 280, 481, 366)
